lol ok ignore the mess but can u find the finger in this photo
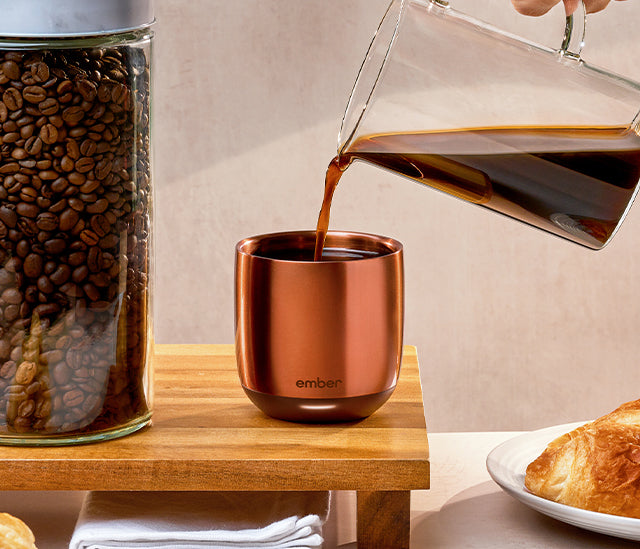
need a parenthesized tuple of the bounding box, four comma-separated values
(511, 0, 561, 16)
(563, 0, 581, 14)
(584, 0, 612, 13)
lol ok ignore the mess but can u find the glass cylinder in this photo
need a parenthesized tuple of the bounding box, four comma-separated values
(0, 0, 154, 444)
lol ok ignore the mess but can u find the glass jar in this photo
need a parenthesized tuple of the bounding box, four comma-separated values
(0, 0, 154, 444)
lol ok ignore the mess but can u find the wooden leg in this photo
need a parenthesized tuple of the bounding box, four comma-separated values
(356, 490, 410, 549)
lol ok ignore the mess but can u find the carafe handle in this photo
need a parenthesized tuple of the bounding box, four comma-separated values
(431, 0, 587, 59)
(560, 1, 586, 59)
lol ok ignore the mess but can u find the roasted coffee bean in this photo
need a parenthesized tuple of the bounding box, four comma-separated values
(62, 106, 84, 125)
(2, 88, 23, 110)
(1, 60, 20, 81)
(49, 264, 71, 285)
(0, 206, 17, 228)
(1, 287, 22, 304)
(24, 135, 43, 155)
(23, 85, 47, 104)
(38, 169, 58, 181)
(75, 157, 95, 173)
(23, 253, 43, 278)
(67, 251, 86, 266)
(38, 97, 59, 115)
(89, 214, 109, 237)
(43, 238, 66, 254)
(62, 389, 84, 407)
(80, 179, 100, 194)
(30, 61, 49, 83)
(16, 202, 39, 218)
(18, 399, 35, 417)
(33, 303, 60, 317)
(39, 123, 58, 144)
(37, 275, 54, 294)
(86, 199, 108, 214)
(58, 207, 79, 231)
(51, 178, 69, 194)
(0, 361, 16, 380)
(36, 211, 59, 231)
(79, 138, 97, 157)
(68, 171, 85, 186)
(15, 361, 37, 385)
(19, 187, 38, 202)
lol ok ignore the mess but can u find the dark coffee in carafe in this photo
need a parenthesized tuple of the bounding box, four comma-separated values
(315, 126, 640, 257)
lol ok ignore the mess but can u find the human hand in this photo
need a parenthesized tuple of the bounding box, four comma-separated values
(511, 0, 627, 16)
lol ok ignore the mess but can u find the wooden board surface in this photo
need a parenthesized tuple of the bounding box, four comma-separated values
(0, 344, 430, 491)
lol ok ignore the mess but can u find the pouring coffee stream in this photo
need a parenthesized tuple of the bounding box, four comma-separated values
(314, 0, 640, 257)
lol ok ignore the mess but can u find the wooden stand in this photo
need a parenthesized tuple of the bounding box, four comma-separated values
(0, 344, 430, 548)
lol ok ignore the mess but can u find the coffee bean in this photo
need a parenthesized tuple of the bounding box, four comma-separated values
(19, 187, 38, 203)
(30, 61, 49, 83)
(0, 361, 16, 379)
(62, 106, 84, 125)
(68, 198, 84, 212)
(59, 208, 79, 231)
(38, 97, 59, 115)
(50, 178, 69, 194)
(37, 275, 54, 294)
(79, 139, 97, 156)
(24, 135, 43, 155)
(49, 264, 71, 285)
(1, 60, 20, 81)
(2, 88, 23, 110)
(23, 85, 47, 104)
(16, 202, 39, 218)
(62, 389, 83, 407)
(15, 361, 36, 385)
(89, 214, 109, 237)
(43, 238, 66, 254)
(86, 199, 108, 214)
(18, 398, 35, 417)
(76, 79, 97, 102)
(65, 139, 80, 159)
(99, 233, 120, 249)
(0, 206, 17, 228)
(80, 229, 99, 246)
(36, 212, 59, 231)
(33, 303, 60, 317)
(67, 251, 86, 267)
(23, 254, 43, 278)
(15, 239, 30, 258)
(68, 171, 85, 186)
(1, 288, 22, 304)
(75, 157, 95, 173)
(39, 123, 58, 144)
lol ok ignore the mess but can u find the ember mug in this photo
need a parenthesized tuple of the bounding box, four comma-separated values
(235, 231, 404, 422)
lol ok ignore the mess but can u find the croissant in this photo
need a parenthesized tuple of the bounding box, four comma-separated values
(524, 399, 640, 518)
(0, 512, 37, 549)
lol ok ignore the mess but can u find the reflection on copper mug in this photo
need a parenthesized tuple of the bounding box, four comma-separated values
(235, 231, 404, 422)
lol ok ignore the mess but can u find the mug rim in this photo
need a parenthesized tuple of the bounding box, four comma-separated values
(235, 230, 403, 263)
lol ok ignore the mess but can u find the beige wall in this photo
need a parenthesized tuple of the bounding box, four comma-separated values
(153, 0, 640, 432)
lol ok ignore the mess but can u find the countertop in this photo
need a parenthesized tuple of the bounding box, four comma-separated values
(0, 431, 637, 548)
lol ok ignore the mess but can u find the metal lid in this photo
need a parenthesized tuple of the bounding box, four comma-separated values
(0, 0, 154, 38)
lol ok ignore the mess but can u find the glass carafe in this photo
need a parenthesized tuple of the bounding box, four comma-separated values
(339, 0, 640, 249)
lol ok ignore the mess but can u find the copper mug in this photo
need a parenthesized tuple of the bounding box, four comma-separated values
(235, 230, 404, 422)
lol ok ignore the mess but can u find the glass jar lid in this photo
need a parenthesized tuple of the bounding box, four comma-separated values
(0, 0, 154, 38)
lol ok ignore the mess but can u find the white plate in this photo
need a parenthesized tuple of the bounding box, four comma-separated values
(486, 422, 640, 542)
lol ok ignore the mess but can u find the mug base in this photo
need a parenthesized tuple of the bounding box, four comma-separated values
(241, 385, 396, 423)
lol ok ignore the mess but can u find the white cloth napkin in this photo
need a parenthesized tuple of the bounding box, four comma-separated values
(69, 491, 330, 549)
